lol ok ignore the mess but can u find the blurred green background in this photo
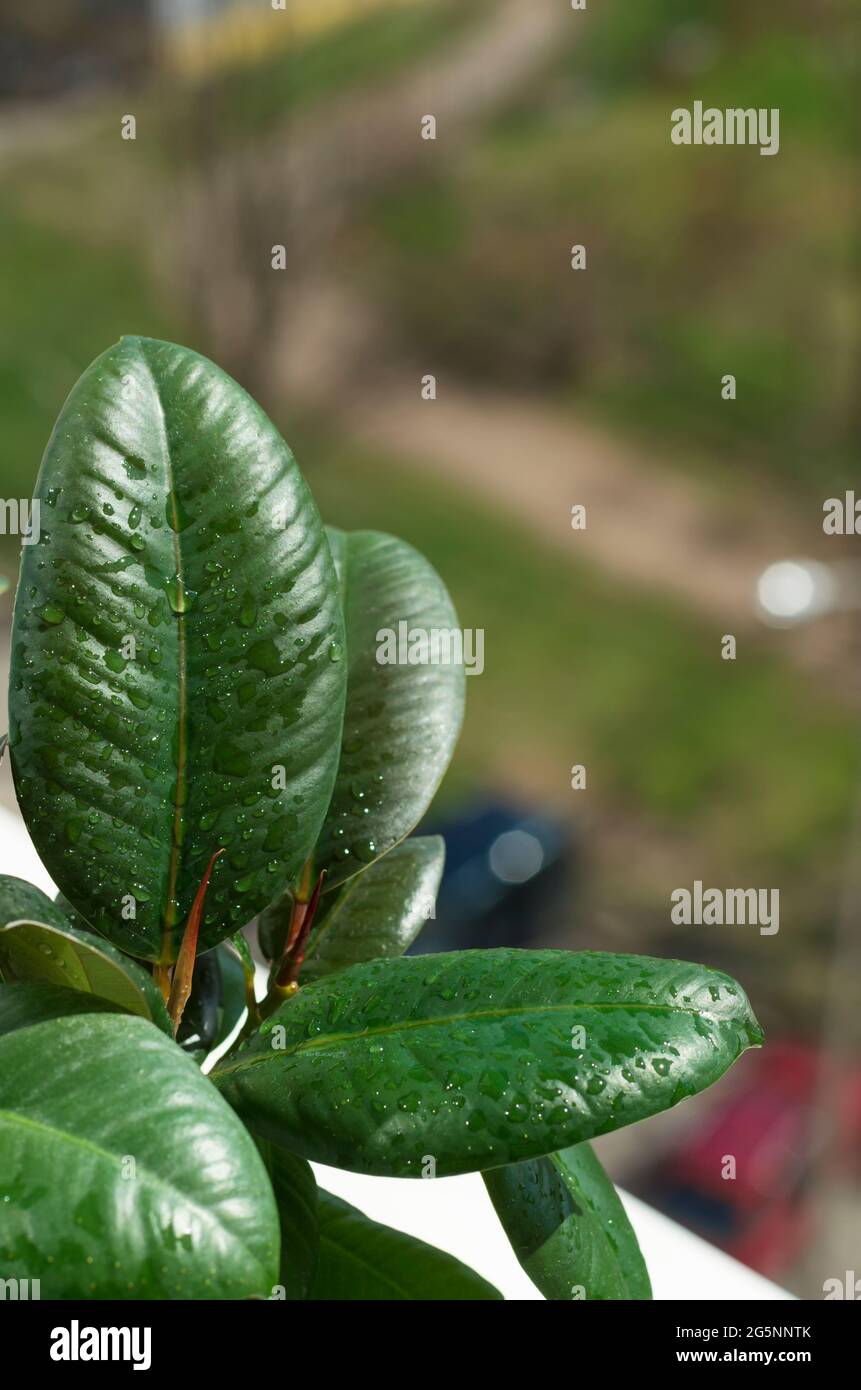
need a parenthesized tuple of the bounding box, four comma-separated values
(0, 0, 858, 1295)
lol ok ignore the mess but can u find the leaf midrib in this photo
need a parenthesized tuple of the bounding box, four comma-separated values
(217, 998, 738, 1077)
(137, 344, 187, 962)
(316, 1223, 415, 1299)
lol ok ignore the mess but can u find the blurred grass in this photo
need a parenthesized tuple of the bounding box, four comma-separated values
(572, 0, 853, 148)
(360, 1, 858, 493)
(8, 0, 853, 503)
(0, 0, 856, 945)
(0, 210, 179, 577)
(296, 424, 858, 893)
(0, 0, 480, 579)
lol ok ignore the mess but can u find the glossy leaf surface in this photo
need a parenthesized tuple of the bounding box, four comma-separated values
(0, 917, 171, 1035)
(258, 1140, 319, 1300)
(315, 529, 464, 889)
(0, 875, 169, 1032)
(0, 1012, 279, 1297)
(215, 949, 762, 1176)
(257, 890, 292, 965)
(54, 892, 96, 933)
(0, 981, 120, 1037)
(9, 337, 346, 961)
(0, 876, 69, 933)
(309, 1190, 501, 1300)
(484, 1141, 651, 1300)
(301, 835, 444, 982)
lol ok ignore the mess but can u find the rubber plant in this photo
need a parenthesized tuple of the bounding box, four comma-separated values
(0, 338, 763, 1301)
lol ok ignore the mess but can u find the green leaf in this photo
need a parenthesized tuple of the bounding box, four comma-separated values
(301, 835, 444, 982)
(0, 874, 170, 1033)
(309, 1190, 501, 1300)
(177, 942, 246, 1058)
(0, 981, 122, 1038)
(484, 1142, 651, 1300)
(0, 1012, 279, 1298)
(315, 529, 464, 890)
(8, 336, 346, 962)
(177, 948, 221, 1056)
(0, 876, 70, 933)
(227, 928, 256, 985)
(219, 940, 250, 1038)
(54, 891, 97, 934)
(258, 1140, 319, 1300)
(214, 949, 762, 1177)
(0, 918, 171, 1036)
(258, 891, 292, 963)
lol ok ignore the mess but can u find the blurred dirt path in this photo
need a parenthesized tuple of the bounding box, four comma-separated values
(262, 0, 569, 216)
(167, 0, 846, 672)
(343, 376, 848, 663)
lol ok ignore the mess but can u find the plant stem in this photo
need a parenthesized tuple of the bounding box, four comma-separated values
(257, 862, 326, 1021)
(153, 961, 172, 1002)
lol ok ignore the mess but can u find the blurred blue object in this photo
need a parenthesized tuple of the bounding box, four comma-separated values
(413, 798, 575, 953)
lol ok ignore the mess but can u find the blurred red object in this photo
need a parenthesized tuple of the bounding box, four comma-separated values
(637, 1042, 861, 1276)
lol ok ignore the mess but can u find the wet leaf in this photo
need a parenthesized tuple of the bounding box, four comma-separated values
(484, 1141, 651, 1300)
(301, 835, 444, 982)
(0, 981, 121, 1037)
(0, 876, 170, 1033)
(215, 949, 762, 1177)
(309, 1190, 500, 1300)
(9, 337, 346, 961)
(0, 1012, 279, 1297)
(315, 529, 463, 890)
(257, 1139, 318, 1300)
